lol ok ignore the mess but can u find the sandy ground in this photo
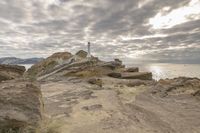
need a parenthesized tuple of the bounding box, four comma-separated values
(41, 77, 200, 133)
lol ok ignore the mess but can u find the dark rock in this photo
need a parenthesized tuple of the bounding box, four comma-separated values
(82, 104, 103, 111)
(114, 59, 122, 64)
(193, 90, 200, 98)
(125, 67, 139, 72)
(101, 60, 124, 70)
(127, 79, 155, 87)
(75, 50, 88, 58)
(107, 72, 122, 78)
(88, 78, 103, 87)
(121, 72, 152, 80)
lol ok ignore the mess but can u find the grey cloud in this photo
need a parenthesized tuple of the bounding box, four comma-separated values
(161, 19, 200, 34)
(0, 0, 199, 64)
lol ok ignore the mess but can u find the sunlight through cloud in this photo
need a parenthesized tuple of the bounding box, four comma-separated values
(149, 0, 200, 29)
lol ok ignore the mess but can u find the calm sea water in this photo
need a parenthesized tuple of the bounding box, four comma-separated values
(21, 63, 200, 80)
(127, 63, 200, 80)
(20, 64, 33, 70)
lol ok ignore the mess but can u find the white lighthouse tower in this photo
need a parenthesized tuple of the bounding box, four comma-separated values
(87, 42, 91, 58)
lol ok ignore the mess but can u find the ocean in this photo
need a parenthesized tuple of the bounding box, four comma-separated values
(20, 64, 33, 70)
(128, 63, 200, 80)
(21, 63, 200, 80)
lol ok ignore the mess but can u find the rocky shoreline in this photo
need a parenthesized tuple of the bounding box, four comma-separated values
(0, 50, 200, 133)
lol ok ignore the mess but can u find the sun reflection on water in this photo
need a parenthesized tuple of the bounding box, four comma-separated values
(137, 63, 200, 80)
(148, 65, 164, 80)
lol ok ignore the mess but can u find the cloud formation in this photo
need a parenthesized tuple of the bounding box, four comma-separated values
(0, 0, 200, 63)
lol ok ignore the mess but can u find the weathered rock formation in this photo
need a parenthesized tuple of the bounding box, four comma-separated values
(21, 51, 200, 133)
(0, 64, 25, 82)
(107, 72, 152, 80)
(151, 77, 200, 98)
(75, 50, 88, 58)
(26, 52, 72, 77)
(41, 75, 200, 133)
(121, 72, 152, 80)
(0, 80, 43, 133)
(88, 78, 103, 87)
(124, 67, 139, 72)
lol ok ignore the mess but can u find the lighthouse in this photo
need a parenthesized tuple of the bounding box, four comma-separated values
(87, 42, 91, 58)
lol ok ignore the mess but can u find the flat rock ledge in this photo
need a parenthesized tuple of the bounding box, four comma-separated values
(108, 72, 152, 80)
(121, 72, 152, 80)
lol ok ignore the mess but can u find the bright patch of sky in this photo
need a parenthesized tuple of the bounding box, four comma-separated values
(149, 0, 200, 29)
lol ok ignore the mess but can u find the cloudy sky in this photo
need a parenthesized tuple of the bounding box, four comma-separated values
(0, 0, 200, 63)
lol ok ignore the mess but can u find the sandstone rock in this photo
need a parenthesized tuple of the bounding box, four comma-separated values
(0, 80, 43, 133)
(107, 72, 122, 78)
(75, 50, 88, 58)
(193, 90, 200, 99)
(101, 61, 123, 70)
(0, 64, 25, 82)
(26, 52, 72, 77)
(88, 78, 103, 87)
(127, 79, 155, 87)
(82, 104, 103, 111)
(114, 59, 122, 64)
(152, 77, 200, 98)
(124, 67, 139, 72)
(121, 72, 152, 80)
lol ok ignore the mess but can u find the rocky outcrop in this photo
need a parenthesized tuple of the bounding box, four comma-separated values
(26, 52, 72, 77)
(0, 64, 25, 82)
(151, 77, 200, 98)
(88, 78, 103, 87)
(124, 67, 139, 72)
(101, 60, 124, 70)
(121, 72, 152, 80)
(24, 51, 152, 82)
(107, 72, 152, 80)
(128, 77, 200, 133)
(126, 79, 155, 87)
(75, 50, 88, 58)
(0, 80, 43, 133)
(107, 72, 122, 78)
(41, 74, 200, 133)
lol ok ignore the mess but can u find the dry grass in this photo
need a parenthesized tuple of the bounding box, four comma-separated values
(37, 118, 65, 133)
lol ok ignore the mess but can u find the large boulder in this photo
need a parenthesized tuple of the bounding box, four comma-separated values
(0, 64, 25, 82)
(0, 80, 43, 133)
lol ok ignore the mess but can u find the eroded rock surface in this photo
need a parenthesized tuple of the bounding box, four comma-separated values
(0, 64, 25, 82)
(121, 72, 152, 80)
(0, 80, 43, 133)
(23, 51, 200, 133)
(41, 77, 200, 133)
(26, 52, 72, 77)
